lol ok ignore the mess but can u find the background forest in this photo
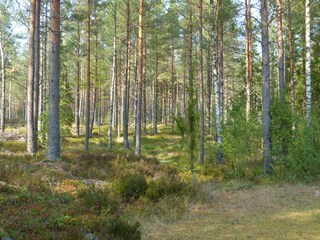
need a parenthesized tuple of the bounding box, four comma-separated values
(1, 0, 320, 239)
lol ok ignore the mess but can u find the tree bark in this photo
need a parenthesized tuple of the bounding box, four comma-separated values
(245, 0, 252, 120)
(211, 0, 222, 164)
(261, 0, 272, 174)
(123, 0, 130, 148)
(199, 0, 204, 164)
(75, 21, 81, 136)
(305, 0, 311, 126)
(287, 0, 295, 112)
(135, 0, 143, 157)
(27, 0, 36, 154)
(33, 0, 41, 142)
(0, 34, 5, 132)
(276, 0, 285, 102)
(108, 0, 117, 150)
(84, 0, 91, 151)
(47, 0, 60, 160)
(152, 51, 158, 134)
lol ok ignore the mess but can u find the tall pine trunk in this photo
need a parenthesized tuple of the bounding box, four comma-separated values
(199, 0, 204, 164)
(27, 0, 36, 154)
(287, 0, 295, 112)
(135, 0, 143, 157)
(261, 0, 272, 174)
(152, 51, 158, 134)
(123, 0, 130, 148)
(33, 0, 40, 143)
(276, 0, 285, 102)
(47, 0, 60, 160)
(84, 0, 91, 151)
(0, 34, 5, 132)
(108, 0, 117, 150)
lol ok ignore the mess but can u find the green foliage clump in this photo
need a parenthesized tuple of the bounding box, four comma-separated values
(102, 217, 141, 240)
(146, 177, 190, 201)
(116, 174, 147, 200)
(77, 187, 118, 213)
(281, 117, 320, 182)
(222, 99, 262, 179)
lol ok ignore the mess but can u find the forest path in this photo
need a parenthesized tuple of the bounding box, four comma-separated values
(143, 184, 320, 240)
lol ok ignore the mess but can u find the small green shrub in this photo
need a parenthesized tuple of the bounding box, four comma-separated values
(77, 188, 118, 213)
(101, 217, 141, 240)
(146, 177, 192, 201)
(116, 174, 147, 200)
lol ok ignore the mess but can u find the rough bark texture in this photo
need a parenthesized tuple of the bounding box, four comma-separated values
(211, 0, 222, 164)
(152, 52, 158, 134)
(276, 0, 285, 102)
(122, 0, 130, 148)
(27, 0, 36, 154)
(47, 0, 60, 160)
(199, 0, 204, 165)
(0, 35, 5, 132)
(34, 0, 40, 141)
(75, 21, 81, 137)
(245, 0, 252, 120)
(305, 0, 311, 126)
(261, 0, 272, 174)
(84, 0, 91, 151)
(287, 0, 295, 112)
(108, 0, 117, 150)
(135, 0, 143, 157)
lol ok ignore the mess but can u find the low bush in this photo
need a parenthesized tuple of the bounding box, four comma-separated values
(116, 174, 147, 200)
(146, 177, 193, 202)
(77, 188, 118, 213)
(102, 217, 141, 240)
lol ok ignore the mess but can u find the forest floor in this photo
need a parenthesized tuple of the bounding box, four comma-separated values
(0, 125, 320, 239)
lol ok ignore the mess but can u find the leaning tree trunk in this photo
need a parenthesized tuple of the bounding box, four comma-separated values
(84, 0, 91, 151)
(261, 0, 272, 174)
(27, 0, 36, 154)
(305, 0, 311, 126)
(135, 0, 143, 157)
(276, 0, 285, 102)
(47, 0, 61, 160)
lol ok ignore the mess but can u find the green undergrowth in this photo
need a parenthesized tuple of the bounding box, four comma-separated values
(0, 126, 202, 239)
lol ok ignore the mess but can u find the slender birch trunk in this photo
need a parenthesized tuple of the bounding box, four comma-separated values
(245, 0, 252, 120)
(305, 0, 311, 126)
(211, 0, 222, 164)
